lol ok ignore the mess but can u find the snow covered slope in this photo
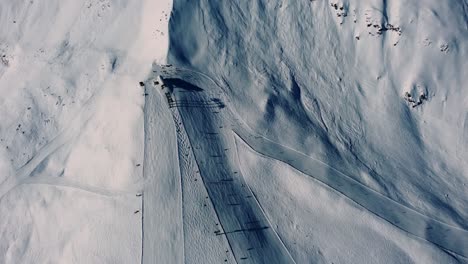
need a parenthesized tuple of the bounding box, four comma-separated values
(1, 0, 467, 263)
(168, 0, 468, 224)
(0, 0, 172, 263)
(165, 0, 468, 262)
(149, 62, 467, 263)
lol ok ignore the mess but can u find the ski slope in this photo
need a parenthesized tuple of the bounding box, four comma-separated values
(1, 0, 467, 263)
(146, 64, 467, 262)
(153, 65, 295, 263)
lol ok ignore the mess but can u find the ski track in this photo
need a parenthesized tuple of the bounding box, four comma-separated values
(140, 192, 145, 264)
(153, 64, 468, 260)
(171, 109, 189, 263)
(21, 177, 140, 197)
(0, 81, 128, 200)
(232, 127, 468, 258)
(144, 74, 236, 263)
(142, 75, 184, 264)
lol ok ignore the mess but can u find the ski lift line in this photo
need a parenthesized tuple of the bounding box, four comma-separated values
(168, 105, 239, 264)
(167, 92, 295, 263)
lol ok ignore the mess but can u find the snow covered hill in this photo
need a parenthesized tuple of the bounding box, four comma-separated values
(0, 0, 171, 262)
(1, 0, 467, 263)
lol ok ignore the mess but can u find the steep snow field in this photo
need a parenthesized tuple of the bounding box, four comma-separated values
(166, 0, 468, 261)
(1, 0, 467, 263)
(168, 0, 468, 228)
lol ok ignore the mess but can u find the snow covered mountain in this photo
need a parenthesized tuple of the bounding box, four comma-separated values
(1, 0, 467, 263)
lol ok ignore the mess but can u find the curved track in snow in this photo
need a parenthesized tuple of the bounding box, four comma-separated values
(152, 64, 468, 260)
(0, 87, 141, 200)
(233, 129, 468, 258)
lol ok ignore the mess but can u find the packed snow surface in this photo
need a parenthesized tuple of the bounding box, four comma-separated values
(1, 0, 468, 263)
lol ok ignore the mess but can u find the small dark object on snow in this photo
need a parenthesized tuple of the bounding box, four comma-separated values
(134, 210, 140, 214)
(139, 82, 145, 87)
(136, 164, 141, 167)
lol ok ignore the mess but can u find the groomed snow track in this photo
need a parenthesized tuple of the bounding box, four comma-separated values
(152, 64, 296, 263)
